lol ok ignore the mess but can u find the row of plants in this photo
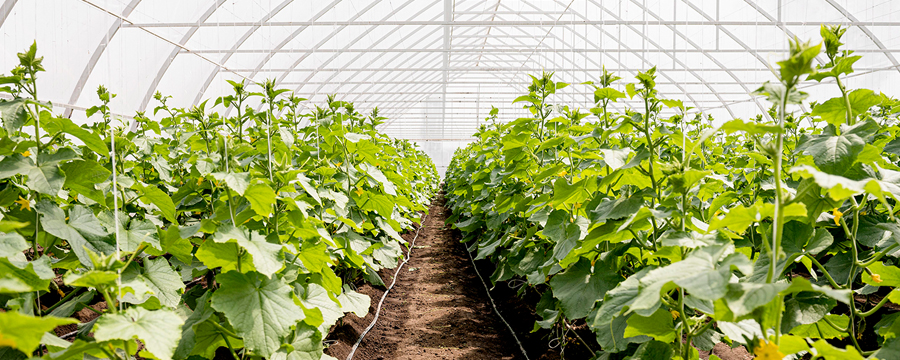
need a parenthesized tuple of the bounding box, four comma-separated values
(0, 43, 438, 359)
(445, 25, 900, 359)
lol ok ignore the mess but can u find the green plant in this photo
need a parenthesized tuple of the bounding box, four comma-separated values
(445, 25, 900, 359)
(0, 43, 438, 360)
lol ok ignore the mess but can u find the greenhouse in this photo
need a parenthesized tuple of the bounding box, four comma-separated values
(2, 0, 900, 359)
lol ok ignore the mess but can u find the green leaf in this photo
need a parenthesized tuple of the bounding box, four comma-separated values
(195, 240, 255, 273)
(0, 155, 65, 196)
(594, 87, 626, 102)
(0, 232, 28, 258)
(36, 201, 112, 267)
(132, 182, 177, 223)
(862, 261, 900, 287)
(337, 285, 370, 318)
(43, 116, 107, 154)
(214, 225, 283, 276)
(120, 257, 185, 308)
(94, 307, 183, 360)
(357, 192, 394, 217)
(278, 323, 325, 360)
(64, 269, 118, 289)
(0, 312, 77, 353)
(0, 98, 27, 134)
(211, 171, 250, 196)
(797, 133, 865, 176)
(624, 308, 675, 343)
(790, 314, 848, 339)
(549, 258, 622, 319)
(810, 89, 881, 126)
(343, 132, 370, 143)
(60, 159, 111, 203)
(211, 271, 303, 358)
(543, 210, 582, 261)
(245, 182, 276, 217)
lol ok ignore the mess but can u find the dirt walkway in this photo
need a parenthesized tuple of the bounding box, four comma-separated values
(326, 194, 521, 360)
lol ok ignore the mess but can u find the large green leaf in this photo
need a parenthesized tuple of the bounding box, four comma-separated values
(211, 171, 250, 196)
(36, 201, 112, 267)
(120, 257, 184, 308)
(0, 312, 77, 353)
(43, 116, 107, 154)
(133, 182, 177, 222)
(549, 257, 622, 319)
(245, 182, 276, 217)
(810, 89, 881, 126)
(214, 225, 283, 276)
(211, 271, 303, 358)
(797, 133, 864, 176)
(624, 308, 675, 343)
(0, 154, 65, 195)
(60, 159, 110, 203)
(0, 98, 28, 135)
(94, 307, 183, 360)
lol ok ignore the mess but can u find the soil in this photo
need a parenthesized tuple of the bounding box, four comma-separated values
(325, 194, 525, 359)
(325, 193, 755, 360)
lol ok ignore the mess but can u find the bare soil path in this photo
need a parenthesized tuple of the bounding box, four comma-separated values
(326, 194, 522, 360)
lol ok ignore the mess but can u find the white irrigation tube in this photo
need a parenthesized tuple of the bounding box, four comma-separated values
(465, 246, 531, 360)
(345, 211, 429, 360)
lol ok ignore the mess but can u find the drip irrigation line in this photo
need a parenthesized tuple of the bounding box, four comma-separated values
(345, 210, 429, 360)
(465, 244, 531, 360)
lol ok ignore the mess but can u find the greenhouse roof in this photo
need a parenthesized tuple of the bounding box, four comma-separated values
(2, 0, 900, 142)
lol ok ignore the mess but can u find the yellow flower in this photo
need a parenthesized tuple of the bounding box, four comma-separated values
(753, 340, 784, 360)
(670, 310, 679, 320)
(872, 273, 883, 284)
(833, 208, 843, 226)
(14, 196, 30, 211)
(197, 177, 204, 185)
(21, 150, 31, 157)
(336, 162, 342, 167)
(354, 188, 364, 196)
(558, 170, 568, 177)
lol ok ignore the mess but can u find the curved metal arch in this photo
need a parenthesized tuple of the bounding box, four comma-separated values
(190, 0, 296, 106)
(675, 0, 793, 116)
(138, 0, 227, 112)
(63, 0, 142, 118)
(823, 0, 900, 75)
(224, 0, 389, 117)
(266, 0, 387, 86)
(0, 0, 16, 27)
(509, 0, 712, 115)
(288, 0, 431, 101)
(359, 4, 646, 113)
(611, 0, 748, 117)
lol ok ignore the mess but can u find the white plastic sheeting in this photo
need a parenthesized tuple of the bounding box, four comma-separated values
(2, 0, 900, 170)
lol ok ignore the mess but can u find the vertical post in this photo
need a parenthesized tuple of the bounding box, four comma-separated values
(442, 0, 451, 139)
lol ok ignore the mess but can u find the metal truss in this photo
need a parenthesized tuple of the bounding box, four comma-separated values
(3, 0, 900, 138)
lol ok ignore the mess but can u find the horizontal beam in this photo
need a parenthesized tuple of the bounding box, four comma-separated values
(183, 48, 900, 54)
(227, 67, 815, 72)
(124, 20, 900, 27)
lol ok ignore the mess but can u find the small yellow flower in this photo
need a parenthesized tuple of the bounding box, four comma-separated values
(21, 150, 31, 157)
(14, 196, 30, 211)
(872, 273, 883, 284)
(336, 162, 343, 167)
(714, 210, 722, 217)
(573, 203, 582, 210)
(354, 188, 364, 196)
(670, 310, 680, 320)
(833, 208, 844, 226)
(197, 177, 204, 185)
(558, 170, 568, 177)
(753, 340, 785, 360)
